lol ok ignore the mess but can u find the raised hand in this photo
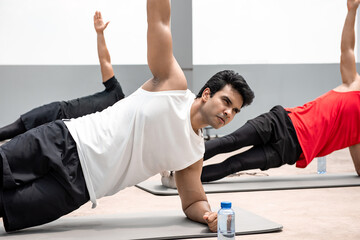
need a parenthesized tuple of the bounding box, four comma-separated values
(347, 0, 360, 11)
(94, 11, 109, 34)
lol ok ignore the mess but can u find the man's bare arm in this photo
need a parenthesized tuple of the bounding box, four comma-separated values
(175, 159, 217, 232)
(94, 11, 114, 83)
(349, 143, 360, 176)
(145, 0, 186, 91)
(340, 0, 360, 85)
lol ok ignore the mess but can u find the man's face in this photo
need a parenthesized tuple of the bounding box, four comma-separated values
(202, 85, 243, 129)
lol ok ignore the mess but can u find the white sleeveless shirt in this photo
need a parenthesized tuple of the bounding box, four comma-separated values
(64, 88, 204, 207)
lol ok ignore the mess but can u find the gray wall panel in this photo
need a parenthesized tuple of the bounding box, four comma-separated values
(0, 65, 152, 127)
(0, 64, 346, 136)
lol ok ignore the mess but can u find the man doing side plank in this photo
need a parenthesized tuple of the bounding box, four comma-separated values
(0, 1, 254, 232)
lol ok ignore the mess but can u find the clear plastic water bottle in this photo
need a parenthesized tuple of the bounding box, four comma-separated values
(217, 201, 235, 240)
(317, 156, 326, 174)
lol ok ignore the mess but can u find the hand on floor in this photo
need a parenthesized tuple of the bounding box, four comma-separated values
(203, 211, 218, 232)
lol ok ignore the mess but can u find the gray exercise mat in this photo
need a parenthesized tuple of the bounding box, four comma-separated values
(0, 207, 282, 239)
(136, 173, 360, 196)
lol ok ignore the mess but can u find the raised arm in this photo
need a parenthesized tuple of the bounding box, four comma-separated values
(94, 11, 114, 83)
(340, 0, 360, 85)
(144, 0, 186, 91)
(175, 159, 217, 232)
(349, 143, 360, 176)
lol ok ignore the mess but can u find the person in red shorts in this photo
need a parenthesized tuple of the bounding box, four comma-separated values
(200, 0, 360, 182)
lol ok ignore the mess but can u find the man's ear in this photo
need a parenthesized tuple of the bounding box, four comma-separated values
(202, 88, 211, 102)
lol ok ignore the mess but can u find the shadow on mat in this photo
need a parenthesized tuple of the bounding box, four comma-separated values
(0, 215, 208, 236)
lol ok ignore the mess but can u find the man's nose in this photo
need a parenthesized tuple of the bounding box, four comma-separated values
(224, 108, 232, 117)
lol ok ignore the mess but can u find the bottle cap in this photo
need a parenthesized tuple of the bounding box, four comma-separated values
(221, 201, 232, 209)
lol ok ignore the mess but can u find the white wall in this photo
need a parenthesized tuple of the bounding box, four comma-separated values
(0, 0, 147, 65)
(0, 0, 352, 65)
(193, 0, 348, 64)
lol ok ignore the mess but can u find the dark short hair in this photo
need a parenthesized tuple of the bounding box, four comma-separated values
(196, 70, 254, 107)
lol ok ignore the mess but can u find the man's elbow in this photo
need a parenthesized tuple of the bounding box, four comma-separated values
(182, 202, 193, 217)
(182, 199, 207, 217)
(356, 168, 360, 176)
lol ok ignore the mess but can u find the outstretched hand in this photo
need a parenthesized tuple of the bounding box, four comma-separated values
(203, 211, 218, 232)
(348, 0, 360, 10)
(94, 11, 109, 34)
